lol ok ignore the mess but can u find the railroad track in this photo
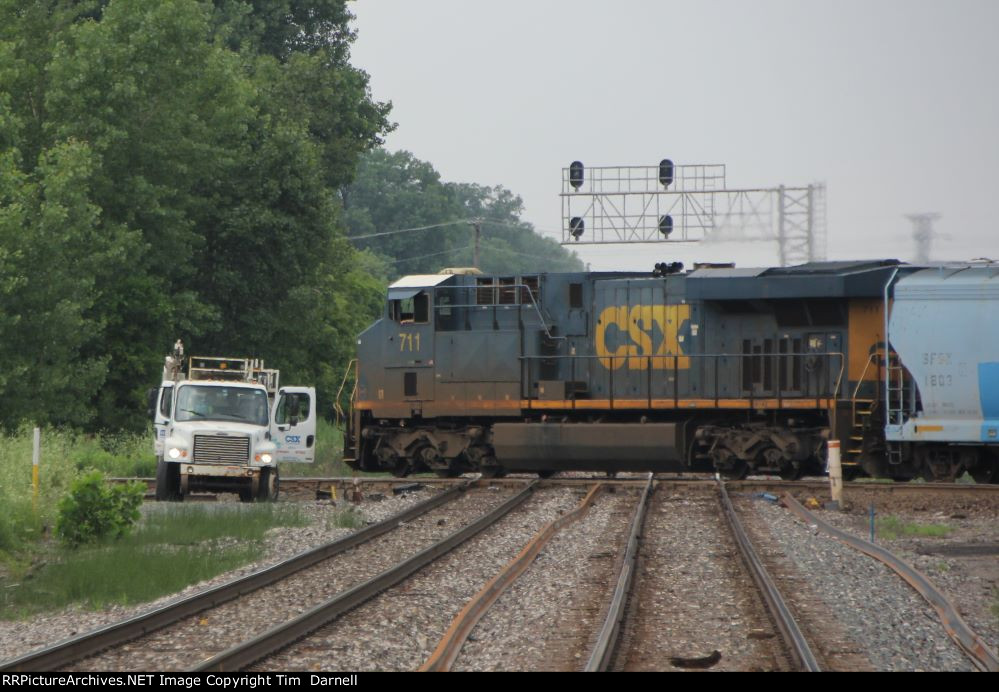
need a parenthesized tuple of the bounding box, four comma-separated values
(600, 477, 819, 671)
(0, 480, 527, 672)
(118, 474, 999, 502)
(411, 476, 818, 671)
(7, 475, 994, 672)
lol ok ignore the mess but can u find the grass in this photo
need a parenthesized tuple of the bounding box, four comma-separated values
(325, 507, 367, 531)
(876, 515, 953, 540)
(0, 503, 308, 619)
(278, 418, 386, 478)
(0, 426, 156, 562)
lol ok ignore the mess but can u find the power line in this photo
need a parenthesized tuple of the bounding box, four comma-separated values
(479, 219, 564, 239)
(349, 220, 470, 241)
(387, 243, 474, 265)
(477, 239, 568, 261)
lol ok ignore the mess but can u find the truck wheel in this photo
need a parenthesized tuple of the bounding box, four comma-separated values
(257, 467, 280, 502)
(155, 458, 181, 501)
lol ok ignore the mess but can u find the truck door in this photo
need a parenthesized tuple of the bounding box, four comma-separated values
(154, 383, 173, 458)
(270, 387, 317, 463)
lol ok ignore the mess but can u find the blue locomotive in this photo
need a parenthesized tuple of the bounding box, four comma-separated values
(342, 260, 998, 482)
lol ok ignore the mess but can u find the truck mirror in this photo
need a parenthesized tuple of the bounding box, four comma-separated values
(147, 388, 158, 418)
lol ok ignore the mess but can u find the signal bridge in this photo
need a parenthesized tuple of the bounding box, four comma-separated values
(560, 161, 826, 266)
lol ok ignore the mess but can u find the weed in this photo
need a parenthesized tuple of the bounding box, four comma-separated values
(325, 507, 366, 531)
(876, 515, 952, 540)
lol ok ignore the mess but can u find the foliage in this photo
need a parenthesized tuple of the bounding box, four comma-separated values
(2, 502, 307, 617)
(0, 1, 577, 437)
(55, 472, 144, 547)
(0, 0, 391, 431)
(342, 148, 583, 277)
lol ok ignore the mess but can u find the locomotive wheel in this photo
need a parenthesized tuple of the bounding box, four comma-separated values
(779, 463, 804, 481)
(720, 459, 749, 480)
(390, 460, 412, 478)
(841, 467, 863, 481)
(434, 467, 461, 478)
(537, 470, 557, 479)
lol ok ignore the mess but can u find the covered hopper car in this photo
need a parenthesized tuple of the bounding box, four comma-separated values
(341, 260, 999, 483)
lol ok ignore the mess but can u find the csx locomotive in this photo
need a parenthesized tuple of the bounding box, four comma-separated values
(342, 260, 999, 482)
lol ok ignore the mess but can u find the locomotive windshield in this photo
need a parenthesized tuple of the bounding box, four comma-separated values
(174, 385, 269, 425)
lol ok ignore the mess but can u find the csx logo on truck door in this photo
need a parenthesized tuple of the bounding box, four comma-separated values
(595, 304, 691, 370)
(285, 435, 301, 444)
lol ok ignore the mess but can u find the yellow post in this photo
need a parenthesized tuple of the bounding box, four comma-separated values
(32, 427, 40, 512)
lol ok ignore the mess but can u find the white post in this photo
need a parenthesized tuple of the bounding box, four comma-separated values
(827, 439, 843, 509)
(32, 427, 41, 512)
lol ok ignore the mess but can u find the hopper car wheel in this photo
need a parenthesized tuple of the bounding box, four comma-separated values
(434, 468, 461, 478)
(969, 465, 996, 484)
(537, 470, 557, 479)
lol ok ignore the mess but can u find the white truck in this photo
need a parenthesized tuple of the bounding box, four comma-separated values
(150, 341, 316, 501)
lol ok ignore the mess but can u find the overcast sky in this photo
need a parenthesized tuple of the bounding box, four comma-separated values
(351, 0, 999, 270)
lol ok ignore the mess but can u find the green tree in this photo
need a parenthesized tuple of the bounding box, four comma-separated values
(0, 0, 391, 428)
(342, 148, 583, 277)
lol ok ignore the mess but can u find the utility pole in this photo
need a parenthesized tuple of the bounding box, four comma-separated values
(906, 213, 941, 264)
(472, 220, 481, 269)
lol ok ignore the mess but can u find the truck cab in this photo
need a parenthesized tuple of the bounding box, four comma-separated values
(152, 343, 316, 501)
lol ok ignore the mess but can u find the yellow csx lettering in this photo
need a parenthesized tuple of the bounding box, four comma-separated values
(595, 304, 691, 370)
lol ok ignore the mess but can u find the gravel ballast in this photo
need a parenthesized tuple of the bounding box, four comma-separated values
(0, 485, 504, 666)
(255, 486, 586, 672)
(750, 497, 977, 671)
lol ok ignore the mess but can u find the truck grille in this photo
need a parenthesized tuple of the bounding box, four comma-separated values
(193, 435, 250, 464)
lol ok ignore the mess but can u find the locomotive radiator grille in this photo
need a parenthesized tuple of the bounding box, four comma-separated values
(193, 435, 250, 464)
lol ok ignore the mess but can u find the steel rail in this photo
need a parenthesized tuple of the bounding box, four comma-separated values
(781, 493, 999, 672)
(0, 481, 476, 672)
(120, 475, 999, 494)
(195, 481, 540, 672)
(584, 473, 654, 671)
(420, 483, 604, 672)
(717, 479, 822, 672)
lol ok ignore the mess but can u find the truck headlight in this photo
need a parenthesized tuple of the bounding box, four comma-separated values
(168, 447, 183, 459)
(259, 453, 273, 464)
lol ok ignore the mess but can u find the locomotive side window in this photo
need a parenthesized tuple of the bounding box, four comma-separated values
(569, 283, 583, 309)
(521, 275, 540, 304)
(404, 372, 418, 397)
(499, 277, 517, 304)
(476, 278, 495, 305)
(391, 292, 429, 324)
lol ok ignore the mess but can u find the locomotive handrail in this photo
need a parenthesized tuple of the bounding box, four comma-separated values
(333, 358, 356, 431)
(520, 351, 845, 406)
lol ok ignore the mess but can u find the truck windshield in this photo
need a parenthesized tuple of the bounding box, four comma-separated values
(174, 385, 269, 425)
